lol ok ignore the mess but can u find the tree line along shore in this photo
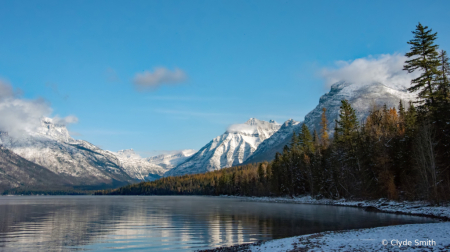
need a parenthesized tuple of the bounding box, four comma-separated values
(96, 23, 448, 204)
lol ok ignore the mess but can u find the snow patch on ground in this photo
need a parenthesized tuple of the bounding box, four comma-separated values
(249, 222, 450, 251)
(218, 196, 450, 251)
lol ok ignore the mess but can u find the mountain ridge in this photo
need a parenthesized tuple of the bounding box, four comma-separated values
(243, 81, 417, 164)
(0, 118, 134, 187)
(165, 118, 280, 176)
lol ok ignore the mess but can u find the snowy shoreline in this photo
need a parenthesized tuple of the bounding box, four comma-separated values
(203, 196, 450, 251)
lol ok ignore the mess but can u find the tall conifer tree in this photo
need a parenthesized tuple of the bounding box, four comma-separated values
(336, 100, 359, 142)
(299, 124, 313, 152)
(403, 23, 440, 112)
(320, 107, 329, 147)
(405, 102, 417, 136)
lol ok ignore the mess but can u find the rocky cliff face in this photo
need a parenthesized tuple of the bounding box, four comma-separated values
(165, 118, 280, 176)
(0, 145, 70, 193)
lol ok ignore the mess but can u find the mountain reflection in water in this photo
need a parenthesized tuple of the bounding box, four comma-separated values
(0, 196, 438, 251)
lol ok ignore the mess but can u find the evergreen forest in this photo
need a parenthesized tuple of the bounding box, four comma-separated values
(97, 23, 450, 204)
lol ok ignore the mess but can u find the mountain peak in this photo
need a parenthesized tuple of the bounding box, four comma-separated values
(282, 119, 300, 127)
(117, 148, 135, 154)
(36, 117, 72, 143)
(168, 119, 282, 177)
(244, 118, 261, 125)
(244, 118, 279, 126)
(116, 149, 140, 159)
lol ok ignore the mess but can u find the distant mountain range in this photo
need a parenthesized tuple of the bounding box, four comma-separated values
(0, 81, 417, 193)
(112, 149, 196, 181)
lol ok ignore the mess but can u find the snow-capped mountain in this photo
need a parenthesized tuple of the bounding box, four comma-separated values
(303, 81, 416, 133)
(112, 149, 168, 181)
(0, 118, 134, 187)
(242, 81, 417, 163)
(165, 118, 280, 176)
(243, 119, 301, 164)
(110, 149, 197, 181)
(147, 149, 197, 169)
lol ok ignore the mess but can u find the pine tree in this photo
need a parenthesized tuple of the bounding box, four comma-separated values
(320, 107, 329, 147)
(299, 124, 314, 152)
(336, 100, 359, 142)
(403, 23, 441, 112)
(290, 132, 298, 149)
(437, 50, 450, 101)
(405, 102, 417, 136)
(399, 100, 406, 134)
(335, 100, 362, 196)
(257, 163, 265, 183)
(313, 129, 320, 148)
(399, 100, 406, 121)
(333, 120, 339, 142)
(435, 50, 450, 190)
(435, 50, 450, 125)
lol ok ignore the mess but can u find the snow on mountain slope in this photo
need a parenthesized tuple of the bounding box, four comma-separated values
(112, 149, 170, 181)
(244, 81, 417, 164)
(165, 118, 280, 176)
(0, 145, 71, 193)
(0, 118, 134, 186)
(303, 81, 416, 132)
(146, 149, 197, 169)
(243, 119, 301, 164)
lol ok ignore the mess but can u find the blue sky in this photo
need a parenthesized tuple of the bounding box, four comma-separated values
(1, 0, 449, 156)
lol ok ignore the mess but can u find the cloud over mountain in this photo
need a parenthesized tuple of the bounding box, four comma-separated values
(321, 54, 419, 90)
(226, 124, 257, 134)
(0, 79, 77, 137)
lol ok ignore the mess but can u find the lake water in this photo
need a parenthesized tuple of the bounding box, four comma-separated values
(0, 196, 438, 251)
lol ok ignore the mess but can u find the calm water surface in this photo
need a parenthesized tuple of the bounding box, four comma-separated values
(0, 196, 438, 251)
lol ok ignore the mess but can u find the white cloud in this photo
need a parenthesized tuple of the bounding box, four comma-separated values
(321, 54, 419, 90)
(0, 80, 15, 98)
(133, 67, 187, 91)
(0, 79, 77, 138)
(226, 124, 257, 134)
(52, 115, 79, 125)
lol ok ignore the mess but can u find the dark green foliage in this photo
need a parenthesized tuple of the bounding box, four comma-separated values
(96, 164, 273, 196)
(403, 23, 440, 111)
(436, 50, 450, 102)
(299, 124, 314, 153)
(335, 100, 359, 143)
